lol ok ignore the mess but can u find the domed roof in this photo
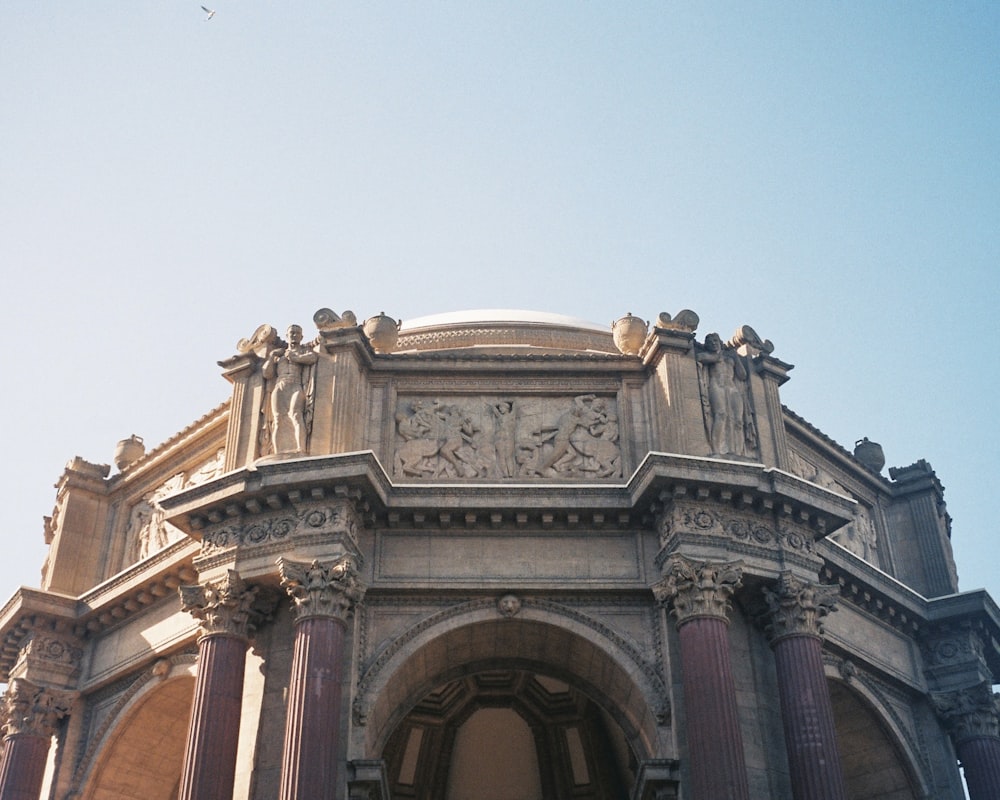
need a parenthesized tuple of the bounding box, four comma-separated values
(400, 309, 607, 332)
(396, 309, 617, 354)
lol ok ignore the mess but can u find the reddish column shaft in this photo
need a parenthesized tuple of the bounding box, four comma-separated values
(677, 617, 750, 800)
(958, 736, 1000, 800)
(279, 617, 346, 800)
(0, 734, 50, 800)
(771, 635, 847, 800)
(178, 634, 248, 800)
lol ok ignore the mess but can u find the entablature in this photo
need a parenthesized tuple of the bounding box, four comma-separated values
(0, 542, 199, 681)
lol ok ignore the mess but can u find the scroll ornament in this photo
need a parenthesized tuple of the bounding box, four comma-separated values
(279, 555, 365, 622)
(179, 570, 261, 639)
(0, 678, 75, 738)
(653, 555, 744, 625)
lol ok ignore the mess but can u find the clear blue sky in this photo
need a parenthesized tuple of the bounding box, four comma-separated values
(1, 3, 997, 609)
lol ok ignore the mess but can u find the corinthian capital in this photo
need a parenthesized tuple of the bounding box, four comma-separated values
(279, 555, 365, 622)
(652, 554, 743, 626)
(0, 678, 75, 738)
(760, 572, 838, 643)
(179, 570, 260, 639)
(932, 683, 1000, 745)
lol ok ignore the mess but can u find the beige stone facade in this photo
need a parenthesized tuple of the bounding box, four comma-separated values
(1, 308, 998, 799)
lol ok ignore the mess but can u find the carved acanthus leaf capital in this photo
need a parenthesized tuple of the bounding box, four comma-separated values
(279, 555, 365, 622)
(652, 555, 743, 626)
(179, 570, 262, 640)
(0, 678, 76, 738)
(932, 682, 1000, 744)
(760, 572, 837, 643)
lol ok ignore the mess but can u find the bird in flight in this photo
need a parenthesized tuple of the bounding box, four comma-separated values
(201, 5, 216, 20)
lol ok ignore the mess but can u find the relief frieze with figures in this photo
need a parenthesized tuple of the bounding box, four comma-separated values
(392, 394, 623, 480)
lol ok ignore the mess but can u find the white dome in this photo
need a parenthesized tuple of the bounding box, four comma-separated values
(399, 309, 608, 333)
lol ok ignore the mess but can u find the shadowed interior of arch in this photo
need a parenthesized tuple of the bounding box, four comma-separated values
(382, 669, 635, 800)
(81, 676, 193, 800)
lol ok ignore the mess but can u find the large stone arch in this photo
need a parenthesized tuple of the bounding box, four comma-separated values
(77, 659, 196, 800)
(824, 668, 927, 800)
(356, 599, 668, 762)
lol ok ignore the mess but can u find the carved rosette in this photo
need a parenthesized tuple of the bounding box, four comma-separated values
(0, 678, 75, 738)
(179, 570, 262, 640)
(652, 555, 743, 626)
(656, 503, 815, 559)
(760, 572, 838, 643)
(200, 500, 360, 554)
(932, 683, 1000, 744)
(279, 556, 365, 623)
(17, 631, 84, 682)
(921, 627, 987, 677)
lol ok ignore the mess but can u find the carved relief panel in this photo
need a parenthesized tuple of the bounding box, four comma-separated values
(124, 448, 225, 566)
(392, 394, 622, 480)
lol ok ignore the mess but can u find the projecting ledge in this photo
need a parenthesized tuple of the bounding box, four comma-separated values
(628, 452, 855, 540)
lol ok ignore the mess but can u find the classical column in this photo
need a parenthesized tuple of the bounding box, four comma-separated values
(760, 572, 847, 800)
(277, 555, 364, 800)
(933, 683, 1000, 800)
(653, 555, 750, 800)
(178, 570, 261, 800)
(0, 679, 74, 800)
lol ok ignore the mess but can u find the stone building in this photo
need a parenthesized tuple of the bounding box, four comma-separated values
(1, 307, 998, 800)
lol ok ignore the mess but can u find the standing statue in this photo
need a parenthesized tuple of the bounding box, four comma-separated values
(696, 333, 758, 458)
(491, 401, 518, 478)
(262, 325, 318, 456)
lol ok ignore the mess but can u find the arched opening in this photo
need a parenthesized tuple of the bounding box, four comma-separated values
(81, 675, 193, 800)
(830, 680, 921, 800)
(363, 614, 661, 799)
(382, 669, 634, 799)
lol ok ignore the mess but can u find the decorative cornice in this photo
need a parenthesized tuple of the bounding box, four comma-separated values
(759, 572, 838, 643)
(178, 570, 266, 640)
(0, 678, 76, 738)
(279, 556, 365, 623)
(654, 502, 819, 566)
(652, 554, 743, 626)
(200, 500, 360, 554)
(932, 682, 1000, 744)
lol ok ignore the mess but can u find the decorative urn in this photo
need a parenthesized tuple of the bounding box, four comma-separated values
(114, 435, 145, 471)
(363, 312, 401, 354)
(611, 313, 648, 356)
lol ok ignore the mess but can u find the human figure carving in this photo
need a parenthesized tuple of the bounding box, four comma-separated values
(126, 474, 185, 563)
(262, 325, 318, 456)
(535, 395, 601, 475)
(392, 395, 621, 479)
(491, 401, 517, 478)
(697, 333, 758, 458)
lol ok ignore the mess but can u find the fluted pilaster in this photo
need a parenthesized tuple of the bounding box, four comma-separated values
(653, 555, 749, 800)
(278, 556, 365, 800)
(761, 573, 846, 800)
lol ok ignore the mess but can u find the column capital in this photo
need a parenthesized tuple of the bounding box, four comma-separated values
(652, 554, 743, 626)
(179, 569, 264, 640)
(0, 678, 75, 739)
(932, 682, 1000, 745)
(278, 555, 365, 623)
(760, 571, 838, 644)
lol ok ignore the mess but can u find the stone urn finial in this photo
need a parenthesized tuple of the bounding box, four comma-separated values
(114, 435, 145, 471)
(363, 312, 401, 354)
(611, 313, 648, 356)
(854, 438, 885, 472)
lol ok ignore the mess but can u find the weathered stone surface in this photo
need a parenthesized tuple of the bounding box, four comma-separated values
(0, 307, 993, 800)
